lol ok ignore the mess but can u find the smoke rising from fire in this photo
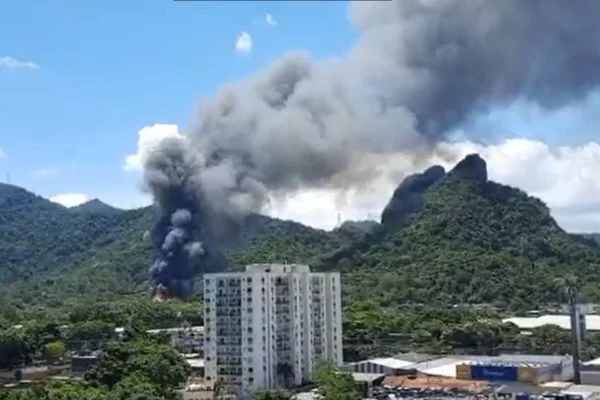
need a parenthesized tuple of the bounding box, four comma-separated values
(144, 0, 600, 298)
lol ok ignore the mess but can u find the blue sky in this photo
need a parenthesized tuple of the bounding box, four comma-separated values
(1, 0, 599, 216)
(0, 0, 355, 206)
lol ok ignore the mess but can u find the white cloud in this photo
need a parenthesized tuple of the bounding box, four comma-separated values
(0, 147, 5, 159)
(0, 56, 39, 70)
(123, 124, 184, 172)
(123, 124, 600, 232)
(50, 193, 90, 208)
(100, 192, 153, 210)
(265, 13, 278, 26)
(235, 32, 253, 54)
(444, 138, 600, 233)
(33, 167, 59, 179)
(266, 138, 600, 233)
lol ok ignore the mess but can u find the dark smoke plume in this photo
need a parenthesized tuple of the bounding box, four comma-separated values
(144, 0, 600, 298)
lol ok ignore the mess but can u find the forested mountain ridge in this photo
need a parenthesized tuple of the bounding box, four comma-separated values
(1, 153, 600, 313)
(0, 184, 347, 310)
(69, 199, 123, 216)
(323, 155, 600, 308)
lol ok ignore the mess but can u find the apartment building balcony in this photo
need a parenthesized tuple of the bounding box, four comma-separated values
(215, 310, 241, 317)
(216, 358, 243, 366)
(216, 289, 241, 297)
(217, 368, 243, 376)
(217, 329, 241, 336)
(217, 336, 242, 344)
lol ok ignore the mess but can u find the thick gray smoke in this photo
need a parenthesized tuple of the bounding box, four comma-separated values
(144, 0, 600, 297)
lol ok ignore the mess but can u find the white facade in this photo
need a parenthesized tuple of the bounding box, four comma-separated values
(203, 264, 343, 399)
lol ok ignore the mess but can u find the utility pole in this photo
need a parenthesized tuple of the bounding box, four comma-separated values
(566, 285, 582, 384)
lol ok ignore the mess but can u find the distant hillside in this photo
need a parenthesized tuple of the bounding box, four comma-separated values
(321, 154, 600, 308)
(0, 184, 125, 284)
(0, 184, 347, 309)
(581, 233, 600, 246)
(69, 199, 123, 216)
(2, 153, 600, 312)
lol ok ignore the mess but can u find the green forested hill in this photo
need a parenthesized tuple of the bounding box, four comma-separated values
(1, 154, 600, 314)
(323, 155, 600, 308)
(0, 184, 128, 284)
(0, 185, 346, 310)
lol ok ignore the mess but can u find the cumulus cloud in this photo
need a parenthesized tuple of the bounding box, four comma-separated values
(33, 167, 59, 179)
(0, 56, 39, 70)
(235, 32, 253, 54)
(446, 138, 600, 233)
(267, 138, 600, 233)
(265, 13, 278, 26)
(50, 193, 90, 208)
(125, 123, 600, 232)
(123, 124, 184, 172)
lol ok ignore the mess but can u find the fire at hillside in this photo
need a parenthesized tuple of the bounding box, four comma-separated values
(141, 0, 600, 300)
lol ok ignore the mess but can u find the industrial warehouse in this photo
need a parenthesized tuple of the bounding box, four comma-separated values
(341, 353, 600, 400)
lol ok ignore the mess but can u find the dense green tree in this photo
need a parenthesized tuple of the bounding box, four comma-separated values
(252, 389, 293, 400)
(0, 328, 30, 368)
(313, 361, 360, 400)
(69, 320, 116, 342)
(113, 373, 164, 400)
(43, 340, 67, 362)
(85, 336, 190, 397)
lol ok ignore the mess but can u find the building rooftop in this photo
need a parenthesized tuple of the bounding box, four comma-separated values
(245, 263, 311, 274)
(362, 357, 415, 370)
(382, 375, 490, 392)
(115, 326, 204, 335)
(503, 315, 600, 330)
(354, 353, 570, 380)
(561, 384, 600, 399)
(585, 357, 600, 366)
(147, 326, 204, 335)
(420, 358, 465, 378)
(392, 352, 437, 364)
(350, 372, 385, 383)
(186, 358, 205, 369)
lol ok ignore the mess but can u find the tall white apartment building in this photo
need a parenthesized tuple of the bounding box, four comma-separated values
(203, 264, 343, 399)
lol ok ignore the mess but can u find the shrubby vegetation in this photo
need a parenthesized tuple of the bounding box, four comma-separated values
(0, 298, 203, 370)
(0, 330, 190, 400)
